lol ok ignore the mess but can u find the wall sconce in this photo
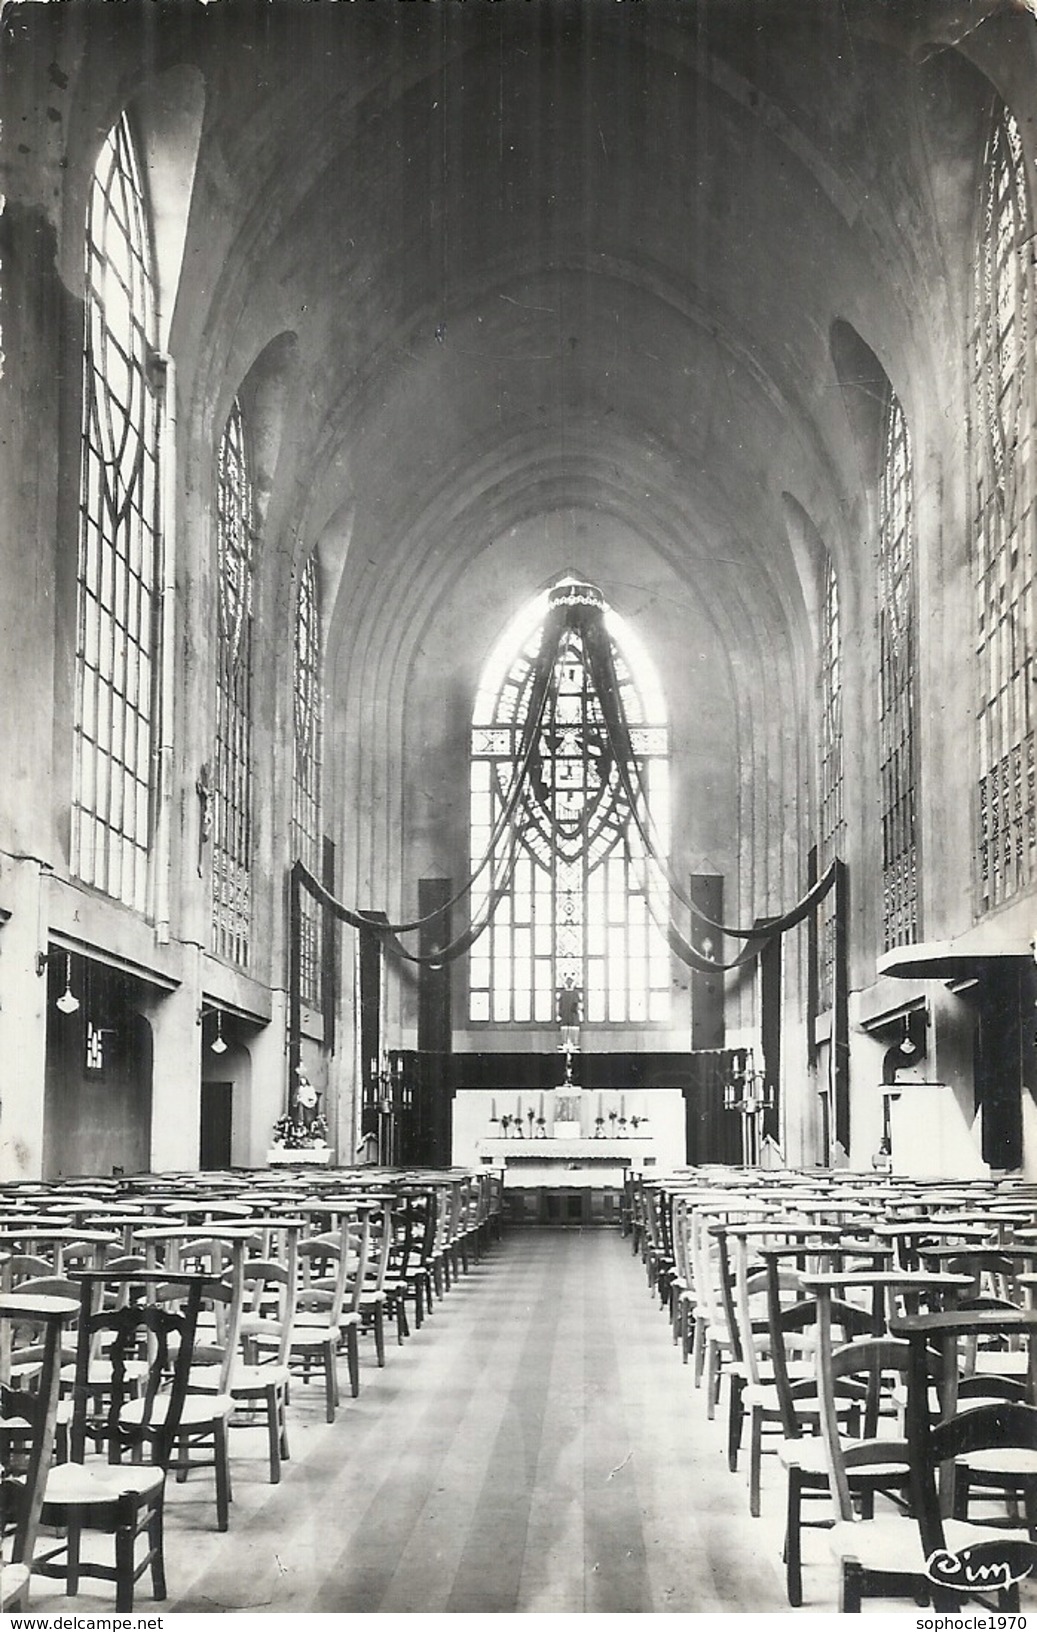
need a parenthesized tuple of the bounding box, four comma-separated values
(210, 1011, 227, 1055)
(55, 952, 80, 1015)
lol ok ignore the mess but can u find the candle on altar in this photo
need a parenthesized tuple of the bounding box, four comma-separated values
(621, 1095, 626, 1116)
(491, 1098, 497, 1120)
(516, 1097, 522, 1117)
(598, 1093, 603, 1118)
(539, 1093, 545, 1118)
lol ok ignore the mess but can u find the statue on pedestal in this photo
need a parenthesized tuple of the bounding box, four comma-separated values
(557, 977, 582, 1085)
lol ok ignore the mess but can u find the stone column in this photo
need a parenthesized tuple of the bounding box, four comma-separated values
(0, 856, 50, 1178)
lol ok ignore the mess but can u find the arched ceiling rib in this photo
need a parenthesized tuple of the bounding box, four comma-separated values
(117, 0, 1013, 712)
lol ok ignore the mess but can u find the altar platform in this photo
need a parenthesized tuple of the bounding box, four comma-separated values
(452, 1086, 686, 1224)
(474, 1137, 657, 1184)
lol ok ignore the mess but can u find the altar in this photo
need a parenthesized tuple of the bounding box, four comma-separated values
(452, 1086, 686, 1222)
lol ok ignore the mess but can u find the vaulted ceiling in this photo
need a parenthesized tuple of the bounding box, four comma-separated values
(145, 0, 1012, 655)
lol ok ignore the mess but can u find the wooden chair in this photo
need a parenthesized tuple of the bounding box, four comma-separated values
(262, 1209, 369, 1421)
(764, 1252, 884, 1605)
(396, 1187, 437, 1330)
(726, 1223, 852, 1511)
(893, 1305, 1037, 1612)
(0, 1290, 79, 1610)
(122, 1248, 236, 1532)
(358, 1202, 396, 1368)
(813, 1276, 986, 1612)
(35, 1270, 210, 1612)
(226, 1233, 298, 1482)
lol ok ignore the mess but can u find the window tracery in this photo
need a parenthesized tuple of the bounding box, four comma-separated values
(293, 552, 323, 1005)
(469, 588, 670, 1026)
(72, 113, 160, 912)
(213, 398, 256, 967)
(974, 103, 1037, 909)
(819, 552, 844, 1006)
(878, 390, 918, 948)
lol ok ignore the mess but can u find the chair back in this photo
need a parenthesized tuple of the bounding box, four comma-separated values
(239, 1250, 298, 1370)
(895, 1306, 1037, 1563)
(364, 1204, 393, 1296)
(764, 1252, 874, 1439)
(298, 1207, 369, 1326)
(0, 1291, 78, 1584)
(815, 1329, 914, 1522)
(67, 1270, 209, 1467)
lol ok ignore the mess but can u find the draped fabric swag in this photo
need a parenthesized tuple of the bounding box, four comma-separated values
(291, 581, 836, 978)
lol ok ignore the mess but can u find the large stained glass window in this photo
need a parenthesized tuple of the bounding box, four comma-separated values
(293, 552, 323, 1006)
(819, 552, 844, 1007)
(213, 398, 255, 967)
(72, 113, 160, 912)
(878, 390, 918, 949)
(469, 587, 670, 1026)
(974, 102, 1037, 909)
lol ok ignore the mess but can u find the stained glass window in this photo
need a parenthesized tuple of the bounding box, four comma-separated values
(974, 103, 1037, 909)
(293, 552, 323, 1007)
(819, 552, 844, 1007)
(213, 399, 255, 967)
(71, 113, 160, 913)
(878, 390, 918, 949)
(469, 588, 670, 1026)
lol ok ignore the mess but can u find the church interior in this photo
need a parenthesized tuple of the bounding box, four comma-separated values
(5, 0, 1037, 1616)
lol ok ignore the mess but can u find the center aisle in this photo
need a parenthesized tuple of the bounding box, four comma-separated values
(165, 1228, 789, 1615)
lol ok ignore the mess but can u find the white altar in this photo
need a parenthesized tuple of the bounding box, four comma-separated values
(452, 1086, 686, 1185)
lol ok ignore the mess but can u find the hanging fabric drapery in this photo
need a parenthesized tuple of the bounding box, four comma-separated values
(290, 577, 836, 979)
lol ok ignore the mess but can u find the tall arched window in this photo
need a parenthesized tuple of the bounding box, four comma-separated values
(974, 101, 1037, 909)
(72, 112, 160, 912)
(213, 398, 256, 968)
(293, 552, 323, 1006)
(469, 584, 670, 1026)
(878, 390, 918, 948)
(819, 551, 844, 1007)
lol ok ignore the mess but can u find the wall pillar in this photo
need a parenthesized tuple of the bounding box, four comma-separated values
(0, 857, 49, 1178)
(143, 952, 202, 1172)
(246, 987, 288, 1164)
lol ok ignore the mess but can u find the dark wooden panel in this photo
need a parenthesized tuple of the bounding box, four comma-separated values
(690, 872, 725, 1050)
(200, 1081, 233, 1169)
(358, 914, 385, 1139)
(759, 920, 781, 1143)
(417, 878, 452, 1166)
(976, 960, 1027, 1170)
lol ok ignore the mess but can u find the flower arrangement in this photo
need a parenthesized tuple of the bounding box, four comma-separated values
(272, 1112, 329, 1150)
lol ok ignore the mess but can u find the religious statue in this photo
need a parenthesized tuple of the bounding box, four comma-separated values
(557, 977, 582, 1084)
(294, 1068, 319, 1130)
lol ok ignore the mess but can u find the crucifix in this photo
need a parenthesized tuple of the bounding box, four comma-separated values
(196, 762, 213, 876)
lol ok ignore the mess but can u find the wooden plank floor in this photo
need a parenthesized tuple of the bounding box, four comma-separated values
(27, 1229, 820, 1613)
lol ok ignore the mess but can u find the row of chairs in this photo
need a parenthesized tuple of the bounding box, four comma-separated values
(626, 1164, 1037, 1612)
(0, 1162, 504, 1611)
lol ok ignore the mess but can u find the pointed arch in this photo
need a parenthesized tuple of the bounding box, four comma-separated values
(878, 387, 919, 948)
(293, 549, 324, 1007)
(973, 98, 1037, 910)
(818, 548, 844, 1010)
(71, 110, 160, 914)
(212, 395, 257, 968)
(468, 580, 671, 1028)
